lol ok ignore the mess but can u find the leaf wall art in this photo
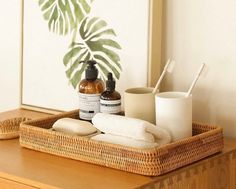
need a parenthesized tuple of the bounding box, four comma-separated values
(38, 0, 122, 89)
(21, 0, 161, 112)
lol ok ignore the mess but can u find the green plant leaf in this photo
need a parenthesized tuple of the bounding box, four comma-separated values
(63, 43, 91, 88)
(63, 17, 122, 89)
(65, 49, 88, 77)
(63, 46, 84, 66)
(38, 0, 93, 35)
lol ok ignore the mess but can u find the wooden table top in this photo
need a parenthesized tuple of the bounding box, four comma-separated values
(0, 109, 236, 189)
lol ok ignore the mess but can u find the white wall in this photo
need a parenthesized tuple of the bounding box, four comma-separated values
(163, 0, 236, 137)
(0, 1, 21, 112)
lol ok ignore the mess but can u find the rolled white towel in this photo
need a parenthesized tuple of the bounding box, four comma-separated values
(91, 134, 159, 148)
(92, 113, 171, 143)
(52, 118, 97, 136)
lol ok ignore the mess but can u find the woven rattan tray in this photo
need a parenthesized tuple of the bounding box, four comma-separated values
(0, 117, 29, 139)
(19, 109, 223, 176)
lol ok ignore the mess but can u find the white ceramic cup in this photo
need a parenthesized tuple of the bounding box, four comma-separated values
(155, 92, 192, 142)
(124, 87, 155, 124)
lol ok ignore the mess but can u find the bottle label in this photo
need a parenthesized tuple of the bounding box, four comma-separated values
(79, 93, 101, 120)
(100, 99, 121, 114)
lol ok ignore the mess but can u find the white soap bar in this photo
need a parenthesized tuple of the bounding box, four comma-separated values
(52, 118, 97, 136)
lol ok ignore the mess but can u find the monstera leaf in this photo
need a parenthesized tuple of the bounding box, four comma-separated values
(38, 0, 93, 35)
(63, 17, 122, 89)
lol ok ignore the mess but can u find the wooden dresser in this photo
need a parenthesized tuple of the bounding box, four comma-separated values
(0, 109, 236, 189)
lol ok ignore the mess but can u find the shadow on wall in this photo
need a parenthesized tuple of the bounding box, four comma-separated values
(214, 98, 236, 137)
(192, 86, 211, 123)
(160, 71, 174, 92)
(193, 86, 236, 137)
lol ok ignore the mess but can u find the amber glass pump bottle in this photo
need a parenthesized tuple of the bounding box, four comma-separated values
(78, 60, 104, 120)
(100, 72, 121, 114)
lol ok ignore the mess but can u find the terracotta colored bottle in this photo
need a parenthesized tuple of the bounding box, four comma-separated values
(78, 60, 104, 120)
(100, 72, 121, 114)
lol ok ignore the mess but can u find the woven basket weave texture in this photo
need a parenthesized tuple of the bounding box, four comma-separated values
(0, 117, 29, 139)
(20, 109, 224, 176)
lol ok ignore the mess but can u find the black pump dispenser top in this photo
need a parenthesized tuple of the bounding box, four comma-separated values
(106, 72, 115, 91)
(85, 60, 98, 80)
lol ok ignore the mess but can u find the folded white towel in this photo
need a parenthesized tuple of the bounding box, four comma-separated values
(92, 134, 159, 148)
(92, 113, 171, 143)
(52, 118, 97, 136)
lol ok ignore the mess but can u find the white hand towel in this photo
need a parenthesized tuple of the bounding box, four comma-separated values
(92, 113, 171, 143)
(91, 134, 159, 148)
(52, 118, 97, 136)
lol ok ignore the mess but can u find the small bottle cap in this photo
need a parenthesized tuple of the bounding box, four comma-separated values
(85, 60, 98, 80)
(106, 72, 115, 91)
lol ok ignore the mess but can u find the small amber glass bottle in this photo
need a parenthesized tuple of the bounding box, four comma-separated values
(100, 72, 121, 114)
(78, 60, 104, 120)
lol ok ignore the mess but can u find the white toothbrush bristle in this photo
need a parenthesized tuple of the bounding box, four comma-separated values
(167, 60, 175, 73)
(200, 63, 208, 77)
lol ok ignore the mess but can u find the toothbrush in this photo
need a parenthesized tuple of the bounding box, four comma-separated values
(186, 63, 205, 97)
(152, 59, 174, 94)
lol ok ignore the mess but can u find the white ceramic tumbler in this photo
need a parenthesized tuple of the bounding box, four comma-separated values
(155, 92, 192, 142)
(124, 87, 155, 124)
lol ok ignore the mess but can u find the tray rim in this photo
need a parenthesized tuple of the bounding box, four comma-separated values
(20, 109, 223, 153)
(19, 109, 224, 176)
